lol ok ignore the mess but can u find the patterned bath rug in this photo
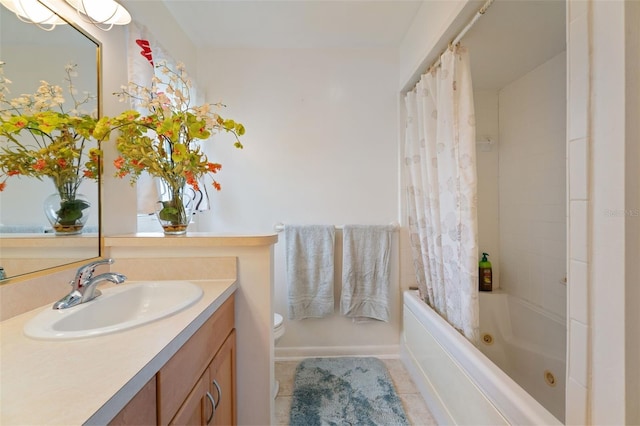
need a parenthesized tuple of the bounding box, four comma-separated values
(289, 357, 409, 426)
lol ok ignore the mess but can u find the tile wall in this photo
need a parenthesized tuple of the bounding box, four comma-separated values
(566, 0, 590, 423)
(498, 52, 567, 318)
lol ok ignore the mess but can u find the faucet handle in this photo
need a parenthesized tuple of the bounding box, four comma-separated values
(74, 258, 115, 288)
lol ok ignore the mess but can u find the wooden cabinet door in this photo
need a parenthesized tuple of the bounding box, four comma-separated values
(209, 330, 236, 426)
(170, 331, 236, 426)
(170, 373, 209, 426)
(158, 296, 235, 425)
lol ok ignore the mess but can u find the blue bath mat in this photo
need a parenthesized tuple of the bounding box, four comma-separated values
(289, 357, 409, 426)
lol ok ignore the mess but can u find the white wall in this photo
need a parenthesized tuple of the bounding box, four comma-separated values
(119, 1, 197, 76)
(497, 52, 567, 318)
(398, 0, 467, 89)
(624, 2, 640, 422)
(196, 47, 402, 355)
(475, 90, 500, 289)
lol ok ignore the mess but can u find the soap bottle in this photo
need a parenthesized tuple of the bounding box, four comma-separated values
(479, 252, 492, 292)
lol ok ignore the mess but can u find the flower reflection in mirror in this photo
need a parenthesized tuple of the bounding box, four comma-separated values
(0, 62, 100, 234)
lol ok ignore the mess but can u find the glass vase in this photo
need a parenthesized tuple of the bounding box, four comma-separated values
(155, 180, 194, 235)
(43, 179, 91, 235)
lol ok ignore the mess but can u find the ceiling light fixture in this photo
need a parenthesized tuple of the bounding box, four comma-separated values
(0, 0, 66, 31)
(64, 0, 130, 31)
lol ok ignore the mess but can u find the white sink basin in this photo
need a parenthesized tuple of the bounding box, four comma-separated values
(24, 281, 204, 340)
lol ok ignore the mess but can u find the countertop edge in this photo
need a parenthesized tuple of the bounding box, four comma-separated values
(84, 282, 238, 425)
(104, 233, 278, 247)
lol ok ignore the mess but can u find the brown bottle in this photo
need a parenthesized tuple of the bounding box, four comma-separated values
(479, 252, 492, 292)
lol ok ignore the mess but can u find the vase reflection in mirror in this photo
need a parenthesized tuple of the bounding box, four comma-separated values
(43, 177, 91, 235)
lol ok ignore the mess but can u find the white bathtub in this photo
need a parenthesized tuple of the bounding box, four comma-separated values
(401, 290, 562, 425)
(478, 291, 566, 421)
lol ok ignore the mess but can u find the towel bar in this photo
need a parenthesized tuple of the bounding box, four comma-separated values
(273, 222, 400, 233)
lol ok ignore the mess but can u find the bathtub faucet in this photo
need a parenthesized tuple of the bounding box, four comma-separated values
(52, 259, 127, 310)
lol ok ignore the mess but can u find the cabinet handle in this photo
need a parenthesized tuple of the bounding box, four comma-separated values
(212, 379, 222, 409)
(205, 391, 216, 425)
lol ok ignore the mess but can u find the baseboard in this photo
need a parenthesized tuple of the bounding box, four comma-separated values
(275, 344, 400, 361)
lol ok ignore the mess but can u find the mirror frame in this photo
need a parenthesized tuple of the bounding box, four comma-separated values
(0, 1, 103, 283)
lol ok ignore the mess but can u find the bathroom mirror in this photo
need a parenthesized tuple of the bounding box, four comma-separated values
(0, 6, 101, 279)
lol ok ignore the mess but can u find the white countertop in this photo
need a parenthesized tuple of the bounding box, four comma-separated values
(0, 279, 237, 425)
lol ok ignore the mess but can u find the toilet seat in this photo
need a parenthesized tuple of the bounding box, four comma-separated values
(273, 313, 285, 399)
(274, 313, 283, 328)
(274, 313, 285, 341)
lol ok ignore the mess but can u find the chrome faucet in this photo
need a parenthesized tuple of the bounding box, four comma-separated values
(52, 258, 127, 310)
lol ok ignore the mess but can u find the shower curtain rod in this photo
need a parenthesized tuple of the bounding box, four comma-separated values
(427, 0, 495, 73)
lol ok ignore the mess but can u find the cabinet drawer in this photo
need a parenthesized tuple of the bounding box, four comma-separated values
(158, 295, 235, 425)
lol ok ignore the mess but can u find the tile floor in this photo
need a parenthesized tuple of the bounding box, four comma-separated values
(274, 358, 438, 425)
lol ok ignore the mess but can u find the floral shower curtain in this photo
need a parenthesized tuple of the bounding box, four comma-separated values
(404, 45, 479, 343)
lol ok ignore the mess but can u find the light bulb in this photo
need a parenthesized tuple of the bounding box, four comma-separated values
(64, 0, 131, 29)
(0, 0, 66, 30)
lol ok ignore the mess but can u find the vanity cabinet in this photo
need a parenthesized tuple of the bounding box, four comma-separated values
(159, 294, 236, 426)
(107, 294, 236, 426)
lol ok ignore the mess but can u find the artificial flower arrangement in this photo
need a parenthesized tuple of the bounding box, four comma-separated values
(0, 62, 100, 233)
(95, 61, 245, 234)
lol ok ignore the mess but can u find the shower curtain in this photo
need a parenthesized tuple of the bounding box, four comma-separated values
(404, 45, 479, 342)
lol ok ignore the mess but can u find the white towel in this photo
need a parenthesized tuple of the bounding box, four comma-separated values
(286, 225, 336, 320)
(341, 225, 391, 322)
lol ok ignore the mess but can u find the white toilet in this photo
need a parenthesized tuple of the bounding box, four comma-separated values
(273, 313, 285, 399)
(274, 312, 285, 343)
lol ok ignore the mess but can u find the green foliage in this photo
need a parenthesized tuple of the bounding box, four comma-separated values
(101, 61, 245, 193)
(158, 200, 182, 223)
(0, 63, 100, 194)
(56, 198, 90, 225)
